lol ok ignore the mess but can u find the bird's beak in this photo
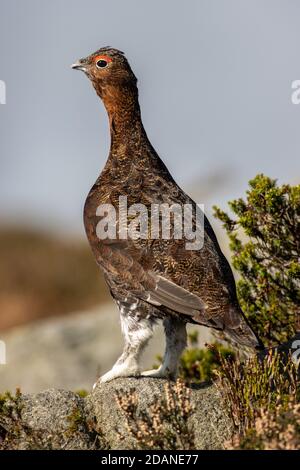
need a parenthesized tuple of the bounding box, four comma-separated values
(71, 61, 87, 72)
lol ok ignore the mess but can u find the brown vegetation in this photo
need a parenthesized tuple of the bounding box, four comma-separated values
(0, 228, 110, 330)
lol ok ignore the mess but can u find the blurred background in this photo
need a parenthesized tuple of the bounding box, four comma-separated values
(0, 0, 299, 392)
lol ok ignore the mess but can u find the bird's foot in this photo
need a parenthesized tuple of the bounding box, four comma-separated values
(93, 361, 140, 388)
(141, 366, 177, 380)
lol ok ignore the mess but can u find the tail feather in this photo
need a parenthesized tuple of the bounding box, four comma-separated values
(224, 306, 264, 351)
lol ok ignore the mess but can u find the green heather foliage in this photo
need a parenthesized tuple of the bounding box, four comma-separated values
(215, 350, 299, 435)
(216, 350, 300, 449)
(179, 332, 234, 383)
(214, 174, 300, 347)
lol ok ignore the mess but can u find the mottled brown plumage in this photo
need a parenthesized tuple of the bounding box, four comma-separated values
(72, 47, 262, 382)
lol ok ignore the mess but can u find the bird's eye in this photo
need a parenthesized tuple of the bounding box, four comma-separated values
(96, 59, 108, 69)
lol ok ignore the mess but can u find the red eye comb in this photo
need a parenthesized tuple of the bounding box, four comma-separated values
(94, 55, 112, 63)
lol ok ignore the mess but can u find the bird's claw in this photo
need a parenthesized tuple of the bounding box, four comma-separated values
(141, 367, 176, 380)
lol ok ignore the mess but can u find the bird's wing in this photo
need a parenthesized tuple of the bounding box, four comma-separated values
(142, 272, 205, 315)
(96, 239, 223, 328)
(142, 271, 220, 327)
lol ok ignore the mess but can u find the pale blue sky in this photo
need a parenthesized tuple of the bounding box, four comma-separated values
(0, 0, 299, 236)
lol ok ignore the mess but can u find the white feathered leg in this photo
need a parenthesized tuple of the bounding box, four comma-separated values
(97, 310, 154, 385)
(142, 317, 187, 379)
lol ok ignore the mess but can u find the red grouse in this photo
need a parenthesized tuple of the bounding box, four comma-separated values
(72, 47, 262, 383)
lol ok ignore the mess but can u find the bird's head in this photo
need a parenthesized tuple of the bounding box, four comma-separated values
(71, 47, 137, 92)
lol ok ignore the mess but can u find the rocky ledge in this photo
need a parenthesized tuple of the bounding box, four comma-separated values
(0, 378, 232, 450)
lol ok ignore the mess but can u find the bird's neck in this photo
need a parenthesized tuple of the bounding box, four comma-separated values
(93, 81, 165, 181)
(95, 82, 146, 147)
